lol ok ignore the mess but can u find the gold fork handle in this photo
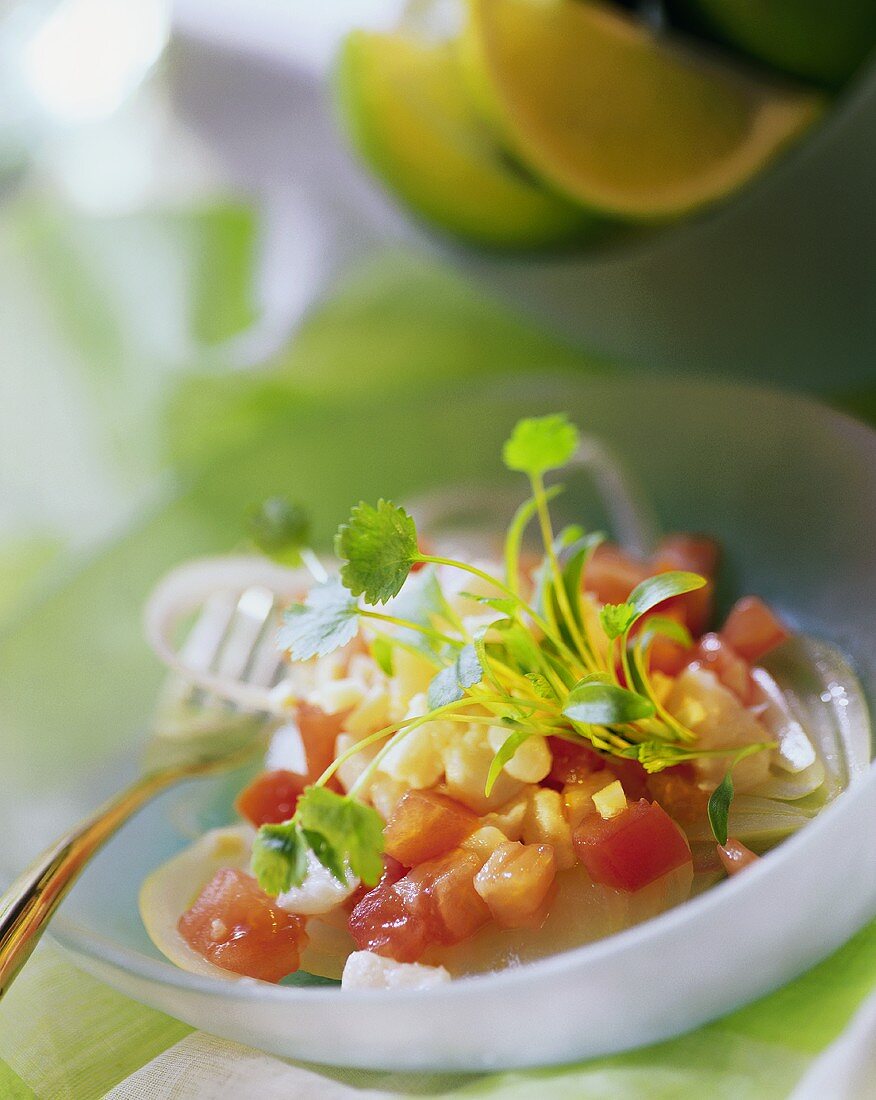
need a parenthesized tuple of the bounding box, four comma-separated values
(0, 770, 173, 1000)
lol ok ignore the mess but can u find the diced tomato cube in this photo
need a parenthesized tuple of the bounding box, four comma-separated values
(721, 597, 790, 663)
(348, 849, 490, 962)
(717, 838, 759, 876)
(647, 631, 692, 675)
(178, 868, 306, 982)
(584, 544, 649, 606)
(409, 538, 434, 573)
(473, 842, 557, 929)
(573, 799, 692, 892)
(544, 736, 605, 790)
(348, 863, 429, 963)
(650, 535, 719, 636)
(663, 581, 714, 637)
(346, 855, 406, 911)
(651, 534, 720, 578)
(296, 702, 346, 783)
(690, 633, 753, 703)
(647, 765, 710, 824)
(383, 790, 477, 867)
(235, 769, 306, 827)
(604, 756, 650, 802)
(399, 850, 490, 945)
(634, 606, 692, 675)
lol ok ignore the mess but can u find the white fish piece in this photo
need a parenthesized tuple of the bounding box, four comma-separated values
(275, 849, 359, 916)
(341, 951, 451, 991)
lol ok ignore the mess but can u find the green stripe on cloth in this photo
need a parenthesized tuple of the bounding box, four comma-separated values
(453, 919, 876, 1099)
(1, 921, 872, 1098)
(0, 944, 190, 1100)
(0, 1058, 38, 1099)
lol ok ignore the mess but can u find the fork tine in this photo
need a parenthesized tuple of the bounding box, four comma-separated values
(213, 586, 276, 685)
(179, 591, 240, 671)
(154, 585, 286, 732)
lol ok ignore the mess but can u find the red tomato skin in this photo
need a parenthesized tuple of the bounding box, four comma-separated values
(235, 769, 306, 827)
(584, 544, 649, 605)
(650, 534, 720, 636)
(652, 534, 720, 578)
(348, 850, 489, 963)
(178, 868, 306, 982)
(295, 702, 346, 786)
(383, 790, 478, 866)
(718, 838, 759, 876)
(544, 736, 605, 790)
(721, 597, 790, 663)
(573, 799, 692, 892)
(346, 856, 406, 911)
(647, 765, 710, 824)
(604, 758, 650, 802)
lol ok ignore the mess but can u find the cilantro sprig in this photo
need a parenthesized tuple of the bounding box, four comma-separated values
(250, 413, 773, 898)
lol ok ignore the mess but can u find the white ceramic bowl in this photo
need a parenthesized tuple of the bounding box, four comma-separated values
(1, 375, 873, 1069)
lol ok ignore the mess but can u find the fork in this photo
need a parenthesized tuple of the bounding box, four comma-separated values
(0, 581, 286, 1000)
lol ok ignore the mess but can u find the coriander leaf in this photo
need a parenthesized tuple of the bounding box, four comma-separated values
(252, 820, 309, 896)
(247, 497, 310, 565)
(503, 414, 580, 478)
(336, 499, 418, 605)
(564, 680, 656, 726)
(301, 828, 346, 883)
(296, 786, 385, 886)
(628, 571, 706, 621)
(427, 664, 463, 708)
(456, 643, 483, 689)
(485, 727, 533, 796)
(391, 564, 449, 628)
(278, 578, 358, 660)
(371, 635, 394, 676)
(708, 772, 733, 847)
(427, 643, 484, 708)
(600, 602, 636, 640)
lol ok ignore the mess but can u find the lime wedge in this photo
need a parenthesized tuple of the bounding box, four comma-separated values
(335, 31, 597, 249)
(666, 0, 876, 88)
(463, 0, 823, 221)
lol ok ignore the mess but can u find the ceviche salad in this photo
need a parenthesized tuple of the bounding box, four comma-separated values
(140, 414, 844, 991)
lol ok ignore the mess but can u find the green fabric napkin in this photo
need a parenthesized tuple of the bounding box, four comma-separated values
(0, 198, 873, 1099)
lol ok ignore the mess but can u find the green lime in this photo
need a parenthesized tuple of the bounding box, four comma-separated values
(334, 31, 597, 249)
(666, 0, 876, 88)
(461, 0, 823, 222)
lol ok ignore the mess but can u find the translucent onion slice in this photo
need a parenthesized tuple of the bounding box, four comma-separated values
(139, 825, 351, 982)
(749, 759, 826, 802)
(685, 795, 815, 849)
(139, 825, 257, 982)
(759, 635, 872, 794)
(422, 861, 693, 977)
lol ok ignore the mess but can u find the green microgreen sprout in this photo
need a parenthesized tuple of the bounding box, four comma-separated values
(250, 414, 774, 897)
(707, 742, 775, 849)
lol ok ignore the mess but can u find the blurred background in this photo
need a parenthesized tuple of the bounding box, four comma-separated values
(1, 0, 875, 632)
